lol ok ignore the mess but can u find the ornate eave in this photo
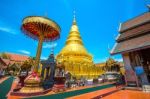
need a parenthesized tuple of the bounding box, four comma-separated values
(111, 12, 150, 55)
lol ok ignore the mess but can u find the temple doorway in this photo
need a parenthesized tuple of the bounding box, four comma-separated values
(128, 48, 150, 85)
(140, 48, 150, 83)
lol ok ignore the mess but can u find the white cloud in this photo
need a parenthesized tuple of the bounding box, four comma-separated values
(115, 58, 123, 62)
(41, 56, 47, 60)
(43, 43, 57, 49)
(18, 50, 30, 55)
(0, 27, 16, 35)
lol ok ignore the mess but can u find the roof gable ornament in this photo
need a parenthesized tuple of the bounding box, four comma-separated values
(147, 4, 150, 12)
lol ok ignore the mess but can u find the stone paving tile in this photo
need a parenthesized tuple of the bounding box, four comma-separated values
(102, 90, 150, 99)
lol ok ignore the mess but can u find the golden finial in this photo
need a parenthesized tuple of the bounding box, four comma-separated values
(73, 10, 76, 20)
(73, 10, 76, 24)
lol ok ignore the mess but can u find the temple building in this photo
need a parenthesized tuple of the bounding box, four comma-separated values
(0, 52, 29, 68)
(111, 9, 150, 86)
(0, 52, 29, 76)
(56, 15, 102, 79)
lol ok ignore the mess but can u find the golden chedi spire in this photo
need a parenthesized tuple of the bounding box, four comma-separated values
(56, 12, 101, 79)
(57, 11, 92, 63)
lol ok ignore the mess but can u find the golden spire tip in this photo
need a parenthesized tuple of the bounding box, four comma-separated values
(73, 10, 76, 24)
(73, 10, 76, 20)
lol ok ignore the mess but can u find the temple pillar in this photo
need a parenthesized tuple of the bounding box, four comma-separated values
(122, 53, 133, 70)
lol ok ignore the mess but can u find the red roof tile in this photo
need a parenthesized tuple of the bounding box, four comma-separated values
(2, 59, 11, 65)
(5, 53, 29, 62)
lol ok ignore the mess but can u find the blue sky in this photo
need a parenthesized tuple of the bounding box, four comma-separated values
(0, 0, 149, 63)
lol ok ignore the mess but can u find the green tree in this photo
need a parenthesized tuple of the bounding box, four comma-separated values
(0, 53, 10, 59)
(20, 57, 35, 73)
(8, 63, 20, 75)
(105, 58, 120, 72)
(21, 61, 32, 71)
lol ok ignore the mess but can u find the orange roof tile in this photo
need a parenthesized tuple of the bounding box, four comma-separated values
(5, 52, 29, 62)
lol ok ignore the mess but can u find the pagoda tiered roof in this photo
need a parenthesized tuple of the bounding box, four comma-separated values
(57, 15, 92, 62)
(111, 12, 150, 55)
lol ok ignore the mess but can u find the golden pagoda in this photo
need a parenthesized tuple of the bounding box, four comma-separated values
(56, 13, 103, 79)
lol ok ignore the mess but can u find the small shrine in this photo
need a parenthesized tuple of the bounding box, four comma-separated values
(41, 51, 56, 89)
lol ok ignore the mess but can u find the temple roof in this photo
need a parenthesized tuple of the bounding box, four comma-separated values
(119, 12, 150, 32)
(0, 52, 29, 68)
(111, 33, 150, 54)
(111, 12, 150, 55)
(2, 52, 29, 62)
(0, 58, 8, 68)
(57, 14, 92, 60)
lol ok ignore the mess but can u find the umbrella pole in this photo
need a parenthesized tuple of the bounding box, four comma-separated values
(34, 35, 44, 73)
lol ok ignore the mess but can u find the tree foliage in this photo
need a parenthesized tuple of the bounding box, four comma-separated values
(0, 53, 10, 59)
(21, 57, 35, 71)
(105, 58, 120, 72)
(7, 63, 20, 75)
(8, 63, 20, 71)
(21, 61, 31, 71)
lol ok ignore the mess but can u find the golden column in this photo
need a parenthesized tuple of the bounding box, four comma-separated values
(34, 35, 44, 72)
